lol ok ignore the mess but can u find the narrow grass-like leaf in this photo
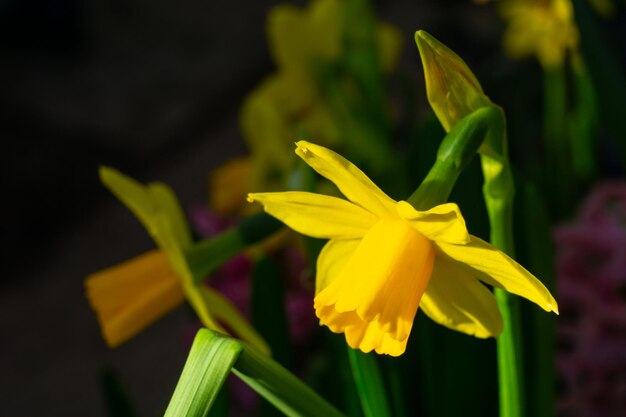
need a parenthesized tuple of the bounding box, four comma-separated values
(347, 348, 392, 417)
(251, 255, 292, 368)
(251, 255, 292, 417)
(233, 342, 347, 417)
(572, 0, 626, 165)
(99, 368, 139, 417)
(515, 181, 556, 417)
(164, 329, 242, 417)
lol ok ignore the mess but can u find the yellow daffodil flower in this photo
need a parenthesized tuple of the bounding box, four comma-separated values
(86, 167, 269, 353)
(493, 0, 579, 69)
(241, 0, 402, 192)
(248, 141, 558, 356)
(86, 249, 185, 347)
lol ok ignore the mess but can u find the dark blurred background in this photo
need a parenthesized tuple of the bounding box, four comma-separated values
(0, 0, 551, 415)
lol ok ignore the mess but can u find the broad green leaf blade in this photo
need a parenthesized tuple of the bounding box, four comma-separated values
(347, 348, 392, 417)
(164, 329, 242, 417)
(233, 343, 347, 417)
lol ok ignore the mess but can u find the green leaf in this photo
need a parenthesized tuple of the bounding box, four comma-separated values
(347, 348, 392, 417)
(572, 0, 626, 166)
(515, 180, 556, 417)
(251, 255, 292, 368)
(164, 329, 242, 417)
(99, 368, 139, 417)
(233, 342, 347, 417)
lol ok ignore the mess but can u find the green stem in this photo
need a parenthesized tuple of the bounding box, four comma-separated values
(347, 348, 392, 417)
(408, 106, 499, 209)
(494, 290, 523, 417)
(409, 105, 525, 417)
(185, 212, 283, 283)
(477, 108, 524, 417)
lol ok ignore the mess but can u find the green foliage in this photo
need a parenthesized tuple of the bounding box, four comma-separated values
(164, 330, 242, 417)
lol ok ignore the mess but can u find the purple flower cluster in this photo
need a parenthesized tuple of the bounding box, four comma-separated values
(554, 182, 626, 417)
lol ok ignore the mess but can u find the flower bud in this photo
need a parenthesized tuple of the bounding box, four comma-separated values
(415, 30, 493, 132)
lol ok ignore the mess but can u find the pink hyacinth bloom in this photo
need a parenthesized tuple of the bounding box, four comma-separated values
(554, 181, 626, 417)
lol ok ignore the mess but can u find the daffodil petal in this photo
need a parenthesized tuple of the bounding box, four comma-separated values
(248, 191, 377, 239)
(200, 287, 271, 355)
(99, 166, 192, 248)
(420, 257, 503, 338)
(436, 236, 558, 313)
(295, 141, 397, 217)
(315, 306, 407, 356)
(148, 182, 193, 247)
(344, 320, 407, 357)
(85, 250, 185, 347)
(315, 219, 434, 342)
(397, 200, 470, 244)
(316, 239, 360, 295)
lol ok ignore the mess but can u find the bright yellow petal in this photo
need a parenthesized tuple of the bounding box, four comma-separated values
(200, 287, 270, 355)
(99, 167, 192, 249)
(85, 250, 185, 347)
(315, 219, 434, 342)
(396, 200, 470, 244)
(316, 306, 407, 357)
(248, 191, 377, 239)
(420, 257, 503, 338)
(436, 236, 559, 313)
(316, 238, 360, 295)
(295, 141, 397, 217)
(344, 319, 407, 357)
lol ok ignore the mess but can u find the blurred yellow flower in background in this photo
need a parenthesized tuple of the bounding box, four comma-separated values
(208, 156, 253, 217)
(241, 0, 402, 192)
(249, 141, 558, 356)
(477, 0, 579, 69)
(86, 167, 269, 353)
(86, 249, 184, 347)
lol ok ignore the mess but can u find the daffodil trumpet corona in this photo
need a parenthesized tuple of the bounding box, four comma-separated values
(248, 141, 557, 356)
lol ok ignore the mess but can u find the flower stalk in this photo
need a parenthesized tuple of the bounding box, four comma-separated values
(416, 30, 531, 417)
